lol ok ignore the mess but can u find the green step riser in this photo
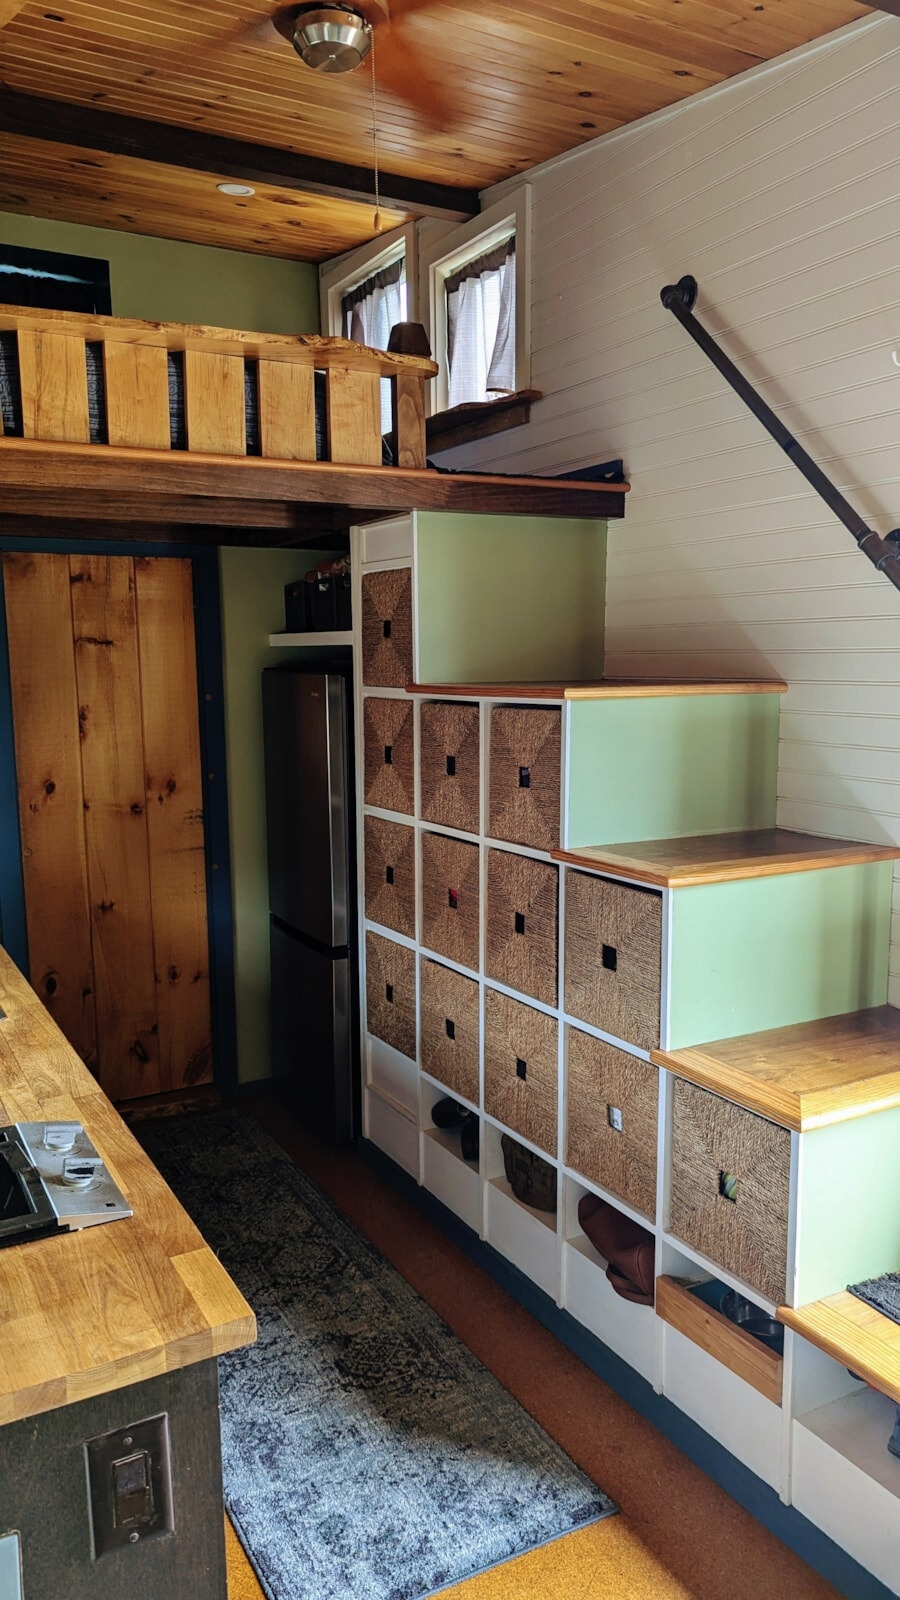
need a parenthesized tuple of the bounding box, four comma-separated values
(566, 694, 780, 848)
(796, 1107, 900, 1304)
(666, 862, 892, 1050)
(415, 512, 607, 685)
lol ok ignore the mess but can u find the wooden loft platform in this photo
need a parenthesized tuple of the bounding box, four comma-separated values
(653, 1006, 900, 1132)
(0, 304, 628, 543)
(553, 828, 900, 887)
(0, 441, 627, 545)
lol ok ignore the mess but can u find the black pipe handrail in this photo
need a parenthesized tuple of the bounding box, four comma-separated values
(660, 275, 900, 595)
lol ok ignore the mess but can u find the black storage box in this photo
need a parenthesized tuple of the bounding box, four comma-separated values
(309, 575, 337, 631)
(284, 579, 311, 633)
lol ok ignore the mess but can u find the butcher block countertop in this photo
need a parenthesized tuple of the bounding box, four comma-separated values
(0, 947, 256, 1427)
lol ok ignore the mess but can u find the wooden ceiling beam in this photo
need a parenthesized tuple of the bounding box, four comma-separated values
(0, 90, 479, 222)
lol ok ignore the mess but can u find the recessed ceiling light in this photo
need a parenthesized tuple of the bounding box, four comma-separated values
(217, 182, 256, 197)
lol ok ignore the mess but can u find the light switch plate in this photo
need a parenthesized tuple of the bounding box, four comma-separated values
(85, 1414, 174, 1558)
(0, 1532, 23, 1600)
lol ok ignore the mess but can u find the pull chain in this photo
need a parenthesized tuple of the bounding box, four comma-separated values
(370, 25, 383, 232)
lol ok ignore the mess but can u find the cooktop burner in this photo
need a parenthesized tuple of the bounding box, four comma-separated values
(0, 1122, 132, 1248)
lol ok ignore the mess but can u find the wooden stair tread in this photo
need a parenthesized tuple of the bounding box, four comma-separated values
(552, 827, 900, 887)
(406, 679, 788, 700)
(779, 1292, 900, 1404)
(652, 1007, 900, 1130)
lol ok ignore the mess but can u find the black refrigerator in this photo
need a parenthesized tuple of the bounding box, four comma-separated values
(262, 663, 358, 1144)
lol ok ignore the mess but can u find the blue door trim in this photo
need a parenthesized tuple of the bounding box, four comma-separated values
(0, 537, 237, 1094)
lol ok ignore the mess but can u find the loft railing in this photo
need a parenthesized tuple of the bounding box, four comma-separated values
(0, 304, 436, 470)
(660, 275, 900, 595)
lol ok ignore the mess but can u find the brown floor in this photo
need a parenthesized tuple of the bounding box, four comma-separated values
(224, 1097, 840, 1600)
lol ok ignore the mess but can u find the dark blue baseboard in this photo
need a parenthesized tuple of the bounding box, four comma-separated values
(359, 1137, 895, 1600)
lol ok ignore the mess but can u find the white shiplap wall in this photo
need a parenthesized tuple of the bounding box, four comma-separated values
(438, 15, 900, 1004)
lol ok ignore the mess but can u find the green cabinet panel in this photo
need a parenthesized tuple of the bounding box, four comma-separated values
(566, 693, 780, 848)
(795, 1107, 900, 1304)
(667, 863, 892, 1050)
(415, 512, 606, 684)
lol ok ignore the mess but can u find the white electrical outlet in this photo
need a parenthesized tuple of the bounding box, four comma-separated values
(0, 1533, 23, 1600)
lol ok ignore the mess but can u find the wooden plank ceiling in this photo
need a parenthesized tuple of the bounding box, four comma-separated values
(0, 0, 873, 261)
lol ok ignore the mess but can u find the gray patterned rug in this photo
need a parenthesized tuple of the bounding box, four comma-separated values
(138, 1111, 616, 1600)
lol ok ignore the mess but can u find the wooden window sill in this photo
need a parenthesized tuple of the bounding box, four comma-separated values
(425, 390, 542, 454)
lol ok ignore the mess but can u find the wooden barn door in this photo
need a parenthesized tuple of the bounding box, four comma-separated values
(2, 551, 212, 1103)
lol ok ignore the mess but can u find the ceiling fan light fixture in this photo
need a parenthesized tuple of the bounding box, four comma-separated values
(291, 5, 372, 73)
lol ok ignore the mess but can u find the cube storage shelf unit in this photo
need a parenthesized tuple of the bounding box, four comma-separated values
(349, 511, 900, 1599)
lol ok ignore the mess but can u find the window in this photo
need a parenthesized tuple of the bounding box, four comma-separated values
(341, 255, 407, 350)
(320, 224, 415, 432)
(421, 187, 531, 416)
(0, 243, 111, 314)
(445, 235, 515, 408)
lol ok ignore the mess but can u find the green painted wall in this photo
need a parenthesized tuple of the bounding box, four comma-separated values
(566, 693, 780, 848)
(415, 513, 606, 683)
(219, 548, 334, 1084)
(0, 211, 319, 333)
(797, 1107, 900, 1304)
(668, 862, 892, 1049)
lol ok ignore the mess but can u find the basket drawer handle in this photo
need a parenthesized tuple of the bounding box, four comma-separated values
(385, 983, 394, 1003)
(386, 865, 394, 884)
(382, 619, 392, 639)
(448, 887, 458, 910)
(518, 766, 531, 788)
(445, 1018, 455, 1040)
(446, 755, 457, 777)
(602, 943, 617, 971)
(384, 744, 393, 766)
(719, 1170, 740, 1203)
(514, 912, 526, 935)
(516, 1057, 527, 1080)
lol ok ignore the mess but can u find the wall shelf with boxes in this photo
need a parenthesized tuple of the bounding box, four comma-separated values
(350, 509, 900, 1599)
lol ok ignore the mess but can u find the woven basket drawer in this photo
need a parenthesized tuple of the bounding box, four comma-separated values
(420, 701, 480, 834)
(484, 990, 558, 1156)
(566, 1028, 657, 1219)
(364, 816, 416, 939)
(420, 958, 480, 1105)
(421, 832, 480, 971)
(485, 849, 558, 1007)
(365, 931, 416, 1060)
(489, 707, 561, 851)
(669, 1077, 791, 1304)
(564, 872, 662, 1051)
(363, 696, 415, 815)
(361, 567, 414, 687)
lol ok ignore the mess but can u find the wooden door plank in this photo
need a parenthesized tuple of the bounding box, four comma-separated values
(257, 359, 316, 461)
(326, 368, 382, 465)
(184, 350, 246, 456)
(17, 329, 90, 443)
(1, 552, 97, 1065)
(103, 341, 170, 449)
(134, 557, 212, 1092)
(70, 554, 161, 1101)
(391, 372, 426, 470)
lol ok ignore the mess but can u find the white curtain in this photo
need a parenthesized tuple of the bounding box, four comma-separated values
(446, 238, 516, 408)
(342, 258, 407, 432)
